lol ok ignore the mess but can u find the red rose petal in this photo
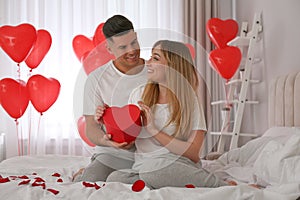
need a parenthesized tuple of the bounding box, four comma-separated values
(185, 184, 196, 188)
(9, 176, 17, 180)
(0, 177, 10, 183)
(18, 175, 29, 179)
(82, 182, 102, 190)
(47, 188, 60, 195)
(34, 177, 45, 182)
(52, 173, 61, 177)
(82, 181, 95, 187)
(57, 178, 63, 183)
(32, 182, 46, 189)
(132, 180, 145, 192)
(32, 172, 37, 175)
(18, 180, 31, 185)
(94, 183, 101, 190)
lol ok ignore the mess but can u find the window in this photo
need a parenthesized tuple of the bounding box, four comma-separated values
(0, 0, 184, 157)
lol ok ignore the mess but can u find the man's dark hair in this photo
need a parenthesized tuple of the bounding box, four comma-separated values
(102, 15, 134, 40)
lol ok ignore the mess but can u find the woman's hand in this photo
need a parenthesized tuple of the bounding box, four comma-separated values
(94, 105, 107, 124)
(138, 101, 159, 136)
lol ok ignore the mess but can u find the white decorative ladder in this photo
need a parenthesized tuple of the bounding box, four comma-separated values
(211, 13, 263, 153)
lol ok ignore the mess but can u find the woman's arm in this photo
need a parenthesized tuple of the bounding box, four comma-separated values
(152, 129, 205, 163)
(138, 101, 205, 163)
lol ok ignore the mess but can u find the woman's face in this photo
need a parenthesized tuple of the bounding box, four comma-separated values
(146, 45, 168, 83)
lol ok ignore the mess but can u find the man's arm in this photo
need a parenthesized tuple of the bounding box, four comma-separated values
(85, 115, 107, 146)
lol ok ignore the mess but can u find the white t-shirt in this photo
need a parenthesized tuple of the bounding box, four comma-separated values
(83, 60, 147, 160)
(129, 85, 207, 169)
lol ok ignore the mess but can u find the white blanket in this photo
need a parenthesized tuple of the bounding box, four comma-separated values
(0, 127, 300, 200)
(205, 127, 300, 186)
(254, 134, 300, 185)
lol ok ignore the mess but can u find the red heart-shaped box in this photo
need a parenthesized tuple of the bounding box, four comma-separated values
(102, 104, 142, 143)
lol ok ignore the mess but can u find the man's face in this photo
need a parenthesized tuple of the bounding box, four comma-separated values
(107, 30, 141, 69)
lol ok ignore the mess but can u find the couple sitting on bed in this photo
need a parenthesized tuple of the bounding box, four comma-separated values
(73, 15, 229, 189)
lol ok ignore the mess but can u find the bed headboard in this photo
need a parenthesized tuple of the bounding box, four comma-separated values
(269, 71, 300, 127)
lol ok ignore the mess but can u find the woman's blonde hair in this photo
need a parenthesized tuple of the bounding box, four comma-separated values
(142, 40, 199, 140)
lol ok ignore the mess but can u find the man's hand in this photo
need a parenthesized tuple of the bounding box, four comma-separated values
(102, 134, 135, 150)
(94, 105, 107, 124)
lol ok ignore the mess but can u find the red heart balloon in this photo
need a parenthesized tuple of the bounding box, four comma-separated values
(0, 23, 37, 63)
(27, 74, 61, 114)
(93, 23, 105, 46)
(209, 46, 242, 80)
(77, 116, 96, 147)
(0, 78, 29, 119)
(82, 41, 115, 75)
(72, 35, 95, 61)
(206, 18, 238, 49)
(25, 29, 52, 70)
(102, 104, 142, 143)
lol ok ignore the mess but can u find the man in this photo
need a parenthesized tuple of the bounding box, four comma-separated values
(74, 15, 147, 182)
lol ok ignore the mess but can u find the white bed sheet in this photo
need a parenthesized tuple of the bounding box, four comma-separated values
(0, 127, 300, 200)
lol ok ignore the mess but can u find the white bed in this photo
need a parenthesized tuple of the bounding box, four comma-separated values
(0, 71, 300, 200)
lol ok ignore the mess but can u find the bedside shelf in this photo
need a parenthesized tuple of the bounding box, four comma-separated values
(210, 131, 258, 138)
(225, 79, 260, 85)
(211, 99, 259, 106)
(228, 36, 250, 46)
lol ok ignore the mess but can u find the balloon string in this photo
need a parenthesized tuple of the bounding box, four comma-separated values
(37, 114, 42, 144)
(27, 67, 33, 155)
(15, 119, 21, 156)
(225, 82, 229, 106)
(221, 107, 231, 132)
(28, 69, 32, 79)
(225, 81, 233, 108)
(17, 64, 21, 80)
(222, 81, 232, 132)
(28, 107, 32, 155)
(20, 123, 24, 156)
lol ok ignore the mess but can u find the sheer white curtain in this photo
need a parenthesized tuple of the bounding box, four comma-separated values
(183, 0, 225, 156)
(0, 0, 184, 158)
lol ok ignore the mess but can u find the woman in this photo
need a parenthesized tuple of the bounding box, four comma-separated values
(95, 40, 228, 189)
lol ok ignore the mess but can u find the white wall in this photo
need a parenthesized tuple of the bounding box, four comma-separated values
(235, 0, 300, 77)
(219, 0, 300, 138)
